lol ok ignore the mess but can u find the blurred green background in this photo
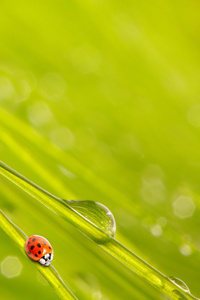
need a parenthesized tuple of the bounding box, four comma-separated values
(0, 0, 200, 299)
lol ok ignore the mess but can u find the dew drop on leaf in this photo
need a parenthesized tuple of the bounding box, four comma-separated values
(169, 277, 190, 293)
(65, 200, 116, 237)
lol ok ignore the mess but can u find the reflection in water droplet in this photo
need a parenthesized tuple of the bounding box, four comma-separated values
(169, 277, 190, 293)
(65, 200, 116, 237)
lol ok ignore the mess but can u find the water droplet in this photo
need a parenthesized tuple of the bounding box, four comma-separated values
(65, 200, 116, 237)
(169, 277, 190, 293)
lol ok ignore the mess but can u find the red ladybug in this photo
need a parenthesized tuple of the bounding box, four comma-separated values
(25, 235, 53, 266)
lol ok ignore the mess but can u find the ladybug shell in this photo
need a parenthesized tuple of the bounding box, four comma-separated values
(25, 235, 53, 261)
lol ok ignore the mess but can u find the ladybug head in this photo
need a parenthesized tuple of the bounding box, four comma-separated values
(39, 253, 53, 266)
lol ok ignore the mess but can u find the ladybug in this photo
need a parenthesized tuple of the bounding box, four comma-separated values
(25, 235, 53, 266)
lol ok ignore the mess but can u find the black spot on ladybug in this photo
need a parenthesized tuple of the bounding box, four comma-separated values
(31, 245, 35, 250)
(28, 251, 31, 254)
(35, 254, 38, 257)
(37, 243, 41, 248)
(38, 251, 41, 254)
(49, 247, 51, 250)
(32, 238, 36, 242)
(28, 242, 30, 244)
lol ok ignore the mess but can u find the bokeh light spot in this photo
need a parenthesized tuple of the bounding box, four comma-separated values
(179, 244, 192, 256)
(151, 224, 163, 237)
(50, 126, 75, 150)
(92, 290, 107, 300)
(1, 256, 22, 278)
(27, 101, 53, 126)
(14, 71, 37, 102)
(0, 76, 15, 101)
(140, 164, 166, 205)
(173, 196, 195, 219)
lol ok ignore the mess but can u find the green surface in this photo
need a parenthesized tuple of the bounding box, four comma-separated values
(0, 209, 77, 300)
(0, 1, 200, 299)
(1, 161, 197, 300)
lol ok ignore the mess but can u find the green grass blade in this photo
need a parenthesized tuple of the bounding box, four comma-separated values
(0, 209, 78, 300)
(0, 160, 108, 243)
(0, 160, 199, 300)
(0, 107, 198, 260)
